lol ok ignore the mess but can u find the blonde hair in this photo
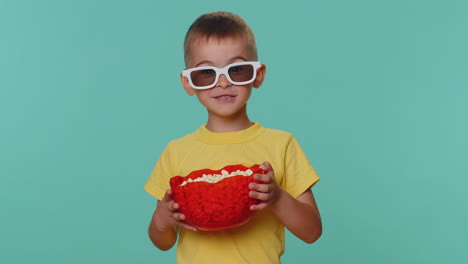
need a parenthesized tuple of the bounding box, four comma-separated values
(183, 11, 258, 66)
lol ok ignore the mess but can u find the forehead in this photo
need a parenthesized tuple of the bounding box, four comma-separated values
(186, 36, 254, 67)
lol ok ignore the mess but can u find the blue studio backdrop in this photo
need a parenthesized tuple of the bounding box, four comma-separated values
(1, 0, 467, 263)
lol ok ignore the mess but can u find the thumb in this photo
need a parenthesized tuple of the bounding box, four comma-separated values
(163, 189, 173, 202)
(260, 161, 273, 173)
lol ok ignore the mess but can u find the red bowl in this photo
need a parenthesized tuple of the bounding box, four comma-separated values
(170, 164, 264, 231)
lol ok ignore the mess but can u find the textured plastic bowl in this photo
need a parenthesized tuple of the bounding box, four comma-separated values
(170, 164, 263, 231)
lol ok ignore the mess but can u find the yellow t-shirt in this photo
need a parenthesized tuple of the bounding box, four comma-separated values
(145, 122, 319, 264)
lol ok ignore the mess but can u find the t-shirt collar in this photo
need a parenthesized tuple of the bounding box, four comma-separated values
(194, 122, 264, 144)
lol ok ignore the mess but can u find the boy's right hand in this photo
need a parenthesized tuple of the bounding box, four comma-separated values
(152, 189, 198, 232)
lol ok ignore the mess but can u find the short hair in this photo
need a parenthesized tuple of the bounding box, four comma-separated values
(183, 11, 258, 66)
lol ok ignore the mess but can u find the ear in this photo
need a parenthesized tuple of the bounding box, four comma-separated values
(253, 64, 266, 88)
(180, 73, 196, 96)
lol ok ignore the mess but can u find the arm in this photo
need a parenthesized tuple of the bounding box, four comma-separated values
(249, 162, 322, 244)
(148, 189, 197, 251)
(148, 213, 177, 251)
(271, 188, 322, 243)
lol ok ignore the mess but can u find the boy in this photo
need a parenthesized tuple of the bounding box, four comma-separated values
(145, 11, 321, 264)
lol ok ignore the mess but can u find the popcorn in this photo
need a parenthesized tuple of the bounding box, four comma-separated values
(180, 168, 254, 186)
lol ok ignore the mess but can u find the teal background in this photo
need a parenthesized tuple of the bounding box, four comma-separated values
(1, 0, 467, 263)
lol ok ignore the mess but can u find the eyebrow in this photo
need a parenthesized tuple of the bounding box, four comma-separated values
(194, 56, 248, 67)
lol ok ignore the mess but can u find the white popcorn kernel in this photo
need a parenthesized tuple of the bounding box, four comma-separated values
(178, 167, 256, 186)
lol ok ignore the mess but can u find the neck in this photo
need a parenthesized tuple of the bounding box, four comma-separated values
(205, 110, 253, 133)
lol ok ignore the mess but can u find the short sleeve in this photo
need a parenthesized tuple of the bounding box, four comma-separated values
(144, 144, 172, 200)
(283, 136, 320, 198)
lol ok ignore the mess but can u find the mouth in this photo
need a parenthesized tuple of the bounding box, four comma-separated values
(214, 94, 235, 99)
(213, 94, 236, 102)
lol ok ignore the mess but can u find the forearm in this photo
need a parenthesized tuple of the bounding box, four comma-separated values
(148, 214, 178, 251)
(270, 189, 322, 244)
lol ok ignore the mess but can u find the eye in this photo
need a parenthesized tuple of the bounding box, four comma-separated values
(229, 65, 244, 73)
(200, 69, 215, 75)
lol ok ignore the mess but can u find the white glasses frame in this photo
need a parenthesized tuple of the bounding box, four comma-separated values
(181, 61, 262, 90)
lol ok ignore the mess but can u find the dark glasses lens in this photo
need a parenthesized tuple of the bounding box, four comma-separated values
(190, 69, 217, 87)
(227, 64, 254, 83)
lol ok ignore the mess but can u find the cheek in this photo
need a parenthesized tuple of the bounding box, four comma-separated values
(240, 87, 253, 99)
(195, 91, 214, 108)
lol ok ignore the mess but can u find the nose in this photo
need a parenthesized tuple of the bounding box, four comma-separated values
(216, 74, 232, 88)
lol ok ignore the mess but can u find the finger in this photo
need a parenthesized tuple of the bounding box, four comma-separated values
(250, 202, 269, 211)
(249, 190, 271, 201)
(178, 222, 198, 232)
(254, 173, 273, 183)
(172, 212, 186, 221)
(167, 201, 179, 211)
(249, 182, 272, 193)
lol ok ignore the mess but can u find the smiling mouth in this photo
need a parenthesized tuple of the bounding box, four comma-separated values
(215, 95, 235, 99)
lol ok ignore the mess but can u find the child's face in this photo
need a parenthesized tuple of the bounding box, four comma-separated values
(181, 36, 265, 119)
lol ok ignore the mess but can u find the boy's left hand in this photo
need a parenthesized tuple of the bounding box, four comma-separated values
(249, 161, 281, 211)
